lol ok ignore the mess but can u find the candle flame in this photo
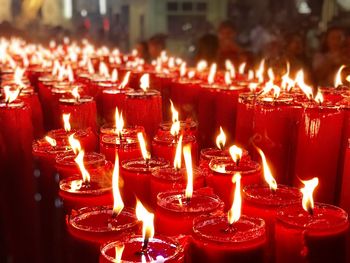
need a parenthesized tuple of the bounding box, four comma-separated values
(136, 200, 154, 247)
(14, 67, 26, 88)
(229, 145, 242, 164)
(225, 60, 235, 78)
(74, 150, 90, 183)
(281, 62, 295, 92)
(119, 71, 130, 89)
(137, 132, 150, 161)
(187, 70, 195, 79)
(99, 61, 109, 78)
(3, 85, 20, 104)
(112, 153, 124, 216)
(256, 147, 277, 191)
(215, 127, 226, 150)
(248, 70, 254, 81)
(87, 59, 95, 74)
(196, 60, 208, 72)
(71, 86, 80, 101)
(314, 90, 324, 104)
(225, 71, 232, 85)
(170, 100, 180, 136)
(335, 65, 345, 87)
(67, 65, 74, 83)
(68, 134, 81, 154)
(228, 173, 242, 224)
(295, 70, 313, 99)
(115, 107, 124, 137)
(238, 62, 246, 75)
(256, 59, 265, 83)
(111, 68, 118, 82)
(300, 177, 319, 214)
(114, 244, 124, 263)
(45, 136, 57, 147)
(168, 57, 175, 68)
(183, 145, 193, 199)
(63, 113, 71, 132)
(173, 135, 183, 169)
(180, 62, 187, 78)
(207, 63, 217, 84)
(140, 73, 149, 92)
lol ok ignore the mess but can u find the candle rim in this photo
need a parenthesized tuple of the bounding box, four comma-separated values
(209, 158, 261, 175)
(159, 120, 198, 131)
(59, 96, 94, 104)
(152, 166, 204, 182)
(125, 89, 160, 98)
(59, 177, 112, 194)
(121, 158, 169, 173)
(56, 151, 106, 168)
(153, 133, 196, 145)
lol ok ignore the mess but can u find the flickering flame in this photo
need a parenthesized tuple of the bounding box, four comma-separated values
(228, 173, 242, 225)
(229, 145, 243, 164)
(300, 177, 319, 214)
(137, 132, 150, 161)
(114, 245, 124, 263)
(248, 70, 254, 80)
(215, 127, 226, 150)
(256, 147, 277, 190)
(180, 62, 187, 77)
(99, 62, 109, 78)
(70, 180, 83, 191)
(346, 75, 350, 83)
(196, 60, 207, 72)
(183, 145, 193, 199)
(115, 107, 124, 137)
(112, 153, 124, 216)
(74, 150, 90, 183)
(335, 65, 345, 87)
(225, 60, 235, 78)
(173, 135, 183, 169)
(67, 65, 74, 82)
(238, 62, 246, 75)
(207, 63, 217, 84)
(170, 100, 180, 136)
(87, 59, 95, 74)
(314, 90, 324, 104)
(45, 136, 57, 147)
(52, 60, 60, 75)
(14, 67, 26, 88)
(63, 113, 71, 132)
(267, 68, 274, 81)
(273, 86, 281, 99)
(295, 70, 313, 99)
(140, 73, 150, 92)
(119, 71, 130, 89)
(136, 200, 155, 248)
(68, 134, 81, 155)
(168, 57, 175, 68)
(256, 59, 265, 83)
(71, 86, 80, 101)
(225, 71, 232, 85)
(110, 69, 118, 82)
(281, 63, 295, 91)
(3, 85, 20, 104)
(188, 70, 195, 79)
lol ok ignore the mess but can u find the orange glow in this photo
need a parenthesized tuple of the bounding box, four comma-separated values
(225, 60, 235, 78)
(228, 173, 242, 224)
(119, 71, 130, 89)
(238, 62, 246, 75)
(180, 62, 187, 77)
(225, 71, 232, 85)
(135, 200, 155, 247)
(196, 60, 208, 72)
(137, 132, 150, 161)
(99, 62, 109, 78)
(334, 65, 345, 87)
(74, 150, 90, 183)
(248, 70, 254, 81)
(281, 62, 295, 91)
(187, 70, 195, 79)
(300, 177, 319, 214)
(68, 134, 81, 155)
(111, 69, 118, 82)
(140, 73, 150, 92)
(314, 90, 324, 104)
(229, 145, 243, 164)
(114, 107, 124, 137)
(67, 65, 74, 82)
(256, 147, 277, 190)
(112, 153, 124, 216)
(45, 136, 57, 147)
(173, 135, 183, 169)
(3, 85, 20, 104)
(215, 127, 226, 150)
(183, 145, 193, 199)
(63, 113, 71, 132)
(207, 63, 217, 84)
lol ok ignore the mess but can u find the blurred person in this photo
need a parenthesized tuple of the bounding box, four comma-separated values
(313, 26, 349, 86)
(194, 33, 219, 65)
(135, 41, 150, 63)
(148, 34, 167, 60)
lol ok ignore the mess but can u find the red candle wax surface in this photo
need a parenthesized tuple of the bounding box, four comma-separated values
(100, 235, 184, 263)
(152, 73, 176, 120)
(319, 86, 349, 104)
(207, 158, 261, 209)
(275, 203, 349, 263)
(293, 102, 344, 203)
(67, 206, 139, 263)
(157, 120, 198, 139)
(189, 215, 266, 263)
(243, 184, 302, 262)
(152, 133, 198, 165)
(121, 158, 169, 208)
(125, 90, 162, 139)
(150, 167, 205, 207)
(37, 75, 57, 129)
(340, 140, 350, 213)
(59, 96, 98, 132)
(155, 188, 224, 235)
(99, 124, 144, 142)
(100, 134, 142, 163)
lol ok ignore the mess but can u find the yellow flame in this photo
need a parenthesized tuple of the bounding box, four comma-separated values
(229, 145, 243, 163)
(187, 70, 195, 79)
(173, 135, 183, 169)
(67, 65, 74, 82)
(115, 107, 124, 137)
(63, 113, 71, 132)
(71, 86, 80, 101)
(137, 132, 150, 161)
(136, 200, 155, 245)
(207, 63, 217, 84)
(87, 59, 95, 74)
(114, 244, 124, 263)
(225, 71, 232, 85)
(256, 59, 265, 83)
(225, 60, 235, 78)
(112, 153, 124, 216)
(74, 150, 90, 183)
(216, 127, 226, 150)
(99, 62, 109, 78)
(196, 60, 207, 72)
(228, 173, 242, 224)
(238, 62, 246, 75)
(3, 85, 20, 104)
(346, 75, 350, 83)
(111, 68, 118, 82)
(314, 90, 324, 104)
(70, 180, 83, 191)
(300, 177, 319, 213)
(14, 67, 26, 88)
(180, 62, 187, 77)
(119, 71, 130, 89)
(273, 86, 281, 99)
(335, 65, 345, 87)
(170, 100, 180, 136)
(281, 63, 295, 92)
(168, 57, 175, 68)
(183, 145, 193, 199)
(295, 70, 313, 99)
(248, 70, 254, 80)
(45, 136, 57, 147)
(256, 147, 277, 190)
(68, 134, 82, 154)
(140, 73, 150, 92)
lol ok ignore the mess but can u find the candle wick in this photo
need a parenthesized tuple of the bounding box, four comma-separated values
(222, 224, 236, 234)
(146, 158, 150, 168)
(185, 196, 191, 205)
(236, 158, 240, 167)
(142, 236, 149, 252)
(307, 207, 314, 216)
(111, 211, 118, 219)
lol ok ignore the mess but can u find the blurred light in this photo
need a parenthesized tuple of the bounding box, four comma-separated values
(81, 9, 88, 17)
(188, 45, 195, 53)
(99, 0, 107, 15)
(63, 0, 73, 19)
(298, 1, 311, 14)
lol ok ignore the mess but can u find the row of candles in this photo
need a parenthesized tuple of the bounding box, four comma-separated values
(0, 37, 348, 263)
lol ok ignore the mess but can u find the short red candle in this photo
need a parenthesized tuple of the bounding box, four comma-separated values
(99, 235, 184, 263)
(157, 120, 198, 138)
(99, 124, 144, 142)
(155, 188, 224, 235)
(189, 215, 266, 263)
(125, 90, 162, 139)
(275, 203, 349, 263)
(340, 140, 350, 213)
(207, 158, 262, 209)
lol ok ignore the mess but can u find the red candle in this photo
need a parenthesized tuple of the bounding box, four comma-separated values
(100, 124, 144, 142)
(37, 75, 57, 129)
(340, 139, 350, 213)
(157, 120, 198, 138)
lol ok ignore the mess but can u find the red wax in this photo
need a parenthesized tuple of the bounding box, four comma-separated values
(319, 86, 349, 104)
(189, 215, 266, 263)
(67, 206, 139, 263)
(48, 127, 98, 152)
(293, 103, 344, 203)
(152, 73, 176, 120)
(101, 87, 133, 123)
(99, 124, 144, 142)
(243, 184, 302, 262)
(155, 189, 224, 235)
(37, 75, 57, 129)
(157, 120, 198, 139)
(207, 158, 262, 209)
(121, 158, 169, 209)
(125, 90, 162, 139)
(100, 134, 142, 163)
(100, 235, 184, 263)
(59, 96, 98, 132)
(150, 167, 205, 207)
(275, 203, 349, 263)
(340, 140, 350, 214)
(152, 133, 198, 165)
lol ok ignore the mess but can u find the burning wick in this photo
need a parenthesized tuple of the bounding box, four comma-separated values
(229, 145, 242, 167)
(256, 147, 277, 193)
(137, 132, 151, 168)
(111, 153, 124, 218)
(224, 173, 241, 233)
(300, 177, 319, 216)
(135, 200, 154, 253)
(216, 126, 226, 151)
(183, 145, 193, 204)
